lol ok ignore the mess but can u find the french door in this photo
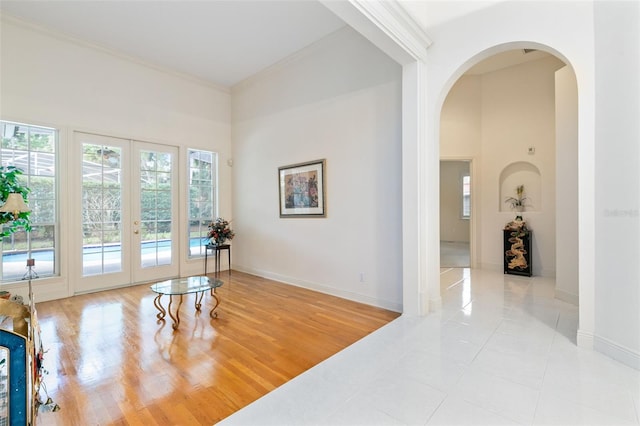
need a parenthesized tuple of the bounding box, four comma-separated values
(74, 132, 179, 293)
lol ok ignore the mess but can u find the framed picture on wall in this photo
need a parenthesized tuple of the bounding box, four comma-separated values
(278, 159, 326, 218)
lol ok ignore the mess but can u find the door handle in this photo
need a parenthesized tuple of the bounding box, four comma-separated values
(134, 230, 139, 234)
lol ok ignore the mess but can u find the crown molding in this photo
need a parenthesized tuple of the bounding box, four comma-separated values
(349, 0, 432, 62)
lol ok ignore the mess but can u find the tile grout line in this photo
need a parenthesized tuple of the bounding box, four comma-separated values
(530, 310, 561, 425)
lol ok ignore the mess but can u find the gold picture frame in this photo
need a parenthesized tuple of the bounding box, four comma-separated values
(278, 159, 326, 218)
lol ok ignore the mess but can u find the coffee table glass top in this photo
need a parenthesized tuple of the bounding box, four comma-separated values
(150, 276, 223, 295)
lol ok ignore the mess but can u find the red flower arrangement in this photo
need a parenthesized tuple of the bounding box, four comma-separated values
(207, 218, 235, 245)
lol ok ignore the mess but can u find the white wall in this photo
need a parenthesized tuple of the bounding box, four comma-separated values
(593, 0, 640, 369)
(481, 57, 563, 277)
(0, 17, 232, 301)
(231, 27, 403, 311)
(440, 75, 482, 157)
(555, 66, 579, 305)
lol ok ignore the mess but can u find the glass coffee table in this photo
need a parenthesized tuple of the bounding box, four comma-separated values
(150, 276, 223, 330)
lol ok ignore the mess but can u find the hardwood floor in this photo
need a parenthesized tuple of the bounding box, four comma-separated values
(35, 271, 400, 425)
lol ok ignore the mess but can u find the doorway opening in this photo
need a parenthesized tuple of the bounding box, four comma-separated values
(440, 160, 471, 268)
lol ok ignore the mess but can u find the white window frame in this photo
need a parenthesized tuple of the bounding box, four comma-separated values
(1, 120, 59, 282)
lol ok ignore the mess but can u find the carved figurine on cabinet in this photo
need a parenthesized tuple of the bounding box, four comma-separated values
(503, 217, 532, 277)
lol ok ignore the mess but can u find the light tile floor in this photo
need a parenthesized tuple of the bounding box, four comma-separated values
(440, 241, 470, 268)
(219, 268, 640, 425)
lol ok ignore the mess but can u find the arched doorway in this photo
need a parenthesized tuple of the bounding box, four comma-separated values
(437, 44, 580, 334)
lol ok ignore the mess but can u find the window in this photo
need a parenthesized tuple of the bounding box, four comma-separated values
(1, 121, 58, 281)
(187, 149, 217, 257)
(461, 174, 471, 219)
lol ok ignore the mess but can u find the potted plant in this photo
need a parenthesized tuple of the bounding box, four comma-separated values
(505, 184, 528, 213)
(206, 217, 235, 246)
(0, 165, 31, 237)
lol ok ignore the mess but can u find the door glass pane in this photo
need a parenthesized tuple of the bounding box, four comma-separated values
(82, 144, 122, 276)
(139, 150, 172, 268)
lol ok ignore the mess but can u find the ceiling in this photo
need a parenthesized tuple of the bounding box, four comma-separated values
(0, 1, 552, 88)
(0, 0, 347, 88)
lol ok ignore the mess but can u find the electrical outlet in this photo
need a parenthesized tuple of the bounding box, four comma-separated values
(359, 272, 365, 283)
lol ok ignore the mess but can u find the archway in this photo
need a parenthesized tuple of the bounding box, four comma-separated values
(436, 43, 581, 336)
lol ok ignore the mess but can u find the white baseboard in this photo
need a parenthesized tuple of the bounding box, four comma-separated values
(537, 268, 556, 278)
(594, 335, 640, 371)
(478, 262, 556, 278)
(478, 262, 502, 272)
(233, 265, 402, 313)
(555, 288, 579, 306)
(577, 328, 594, 349)
(427, 295, 442, 313)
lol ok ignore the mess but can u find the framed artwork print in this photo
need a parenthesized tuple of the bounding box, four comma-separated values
(278, 159, 326, 217)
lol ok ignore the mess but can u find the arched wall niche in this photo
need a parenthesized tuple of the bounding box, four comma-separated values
(499, 161, 542, 212)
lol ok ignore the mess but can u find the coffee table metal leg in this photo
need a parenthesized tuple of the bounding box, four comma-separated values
(154, 293, 166, 320)
(195, 291, 204, 311)
(209, 290, 221, 318)
(168, 294, 183, 329)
